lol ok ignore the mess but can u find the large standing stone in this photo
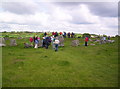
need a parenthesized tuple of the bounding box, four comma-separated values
(0, 37, 6, 47)
(58, 35, 64, 47)
(4, 37, 9, 40)
(38, 40, 43, 47)
(71, 40, 79, 46)
(10, 39, 17, 46)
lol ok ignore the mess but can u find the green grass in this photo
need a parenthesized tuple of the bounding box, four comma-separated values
(2, 35, 118, 87)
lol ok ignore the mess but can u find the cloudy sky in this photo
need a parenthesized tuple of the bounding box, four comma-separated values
(0, 0, 118, 36)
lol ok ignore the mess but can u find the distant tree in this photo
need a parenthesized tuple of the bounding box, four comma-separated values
(24, 31, 30, 33)
(83, 33, 91, 38)
(3, 31, 7, 33)
(11, 31, 15, 33)
(115, 35, 119, 37)
(103, 34, 107, 37)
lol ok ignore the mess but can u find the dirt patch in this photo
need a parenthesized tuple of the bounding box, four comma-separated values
(13, 59, 25, 64)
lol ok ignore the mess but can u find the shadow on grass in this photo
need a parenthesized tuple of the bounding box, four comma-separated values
(57, 60, 70, 66)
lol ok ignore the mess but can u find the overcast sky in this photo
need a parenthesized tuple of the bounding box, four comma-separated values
(0, 0, 118, 36)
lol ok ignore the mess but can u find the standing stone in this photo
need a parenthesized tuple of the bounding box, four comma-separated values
(0, 37, 6, 47)
(89, 39, 93, 42)
(71, 40, 79, 46)
(24, 43, 33, 48)
(38, 40, 43, 47)
(18, 37, 22, 39)
(95, 39, 100, 43)
(90, 43, 95, 45)
(58, 35, 64, 47)
(4, 37, 9, 40)
(10, 39, 17, 46)
(106, 40, 115, 43)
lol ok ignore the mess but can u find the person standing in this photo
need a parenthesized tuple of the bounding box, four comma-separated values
(52, 32, 55, 36)
(63, 32, 66, 38)
(51, 36, 55, 49)
(103, 36, 106, 43)
(59, 32, 62, 35)
(71, 32, 75, 38)
(54, 32, 58, 37)
(85, 37, 89, 46)
(42, 36, 46, 48)
(29, 37, 33, 45)
(108, 36, 110, 40)
(45, 36, 50, 49)
(37, 36, 40, 41)
(44, 32, 47, 36)
(37, 36, 41, 47)
(34, 37, 39, 48)
(54, 37, 60, 52)
(68, 32, 70, 38)
(33, 36, 36, 47)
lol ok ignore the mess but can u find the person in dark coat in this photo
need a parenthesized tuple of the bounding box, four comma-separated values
(44, 32, 47, 36)
(108, 36, 110, 40)
(42, 36, 46, 47)
(71, 32, 75, 38)
(63, 32, 66, 38)
(68, 32, 70, 38)
(54, 32, 58, 37)
(45, 36, 51, 49)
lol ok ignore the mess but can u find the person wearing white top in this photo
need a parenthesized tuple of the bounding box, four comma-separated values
(51, 36, 55, 49)
(54, 37, 60, 52)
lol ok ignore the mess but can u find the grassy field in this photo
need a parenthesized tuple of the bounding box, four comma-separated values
(2, 34, 119, 87)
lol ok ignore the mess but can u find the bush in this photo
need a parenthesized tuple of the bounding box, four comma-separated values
(83, 33, 91, 38)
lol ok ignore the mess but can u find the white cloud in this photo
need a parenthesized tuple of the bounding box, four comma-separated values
(0, 11, 50, 25)
(0, 1, 118, 36)
(51, 6, 72, 22)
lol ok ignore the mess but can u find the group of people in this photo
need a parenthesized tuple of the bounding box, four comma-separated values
(27, 31, 90, 52)
(44, 32, 75, 38)
(29, 35, 60, 52)
(99, 36, 111, 44)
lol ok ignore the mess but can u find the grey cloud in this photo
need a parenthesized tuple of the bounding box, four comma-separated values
(70, 15, 93, 25)
(54, 2, 118, 17)
(53, 2, 81, 6)
(85, 2, 118, 17)
(118, 2, 120, 17)
(2, 2, 38, 14)
(73, 22, 93, 24)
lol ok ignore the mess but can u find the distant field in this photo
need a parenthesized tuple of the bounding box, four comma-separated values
(2, 33, 119, 87)
(1, 32, 44, 38)
(0, 32, 83, 38)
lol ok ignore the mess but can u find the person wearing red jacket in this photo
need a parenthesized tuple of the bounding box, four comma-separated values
(52, 32, 55, 36)
(85, 37, 89, 46)
(59, 32, 62, 35)
(29, 37, 33, 45)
